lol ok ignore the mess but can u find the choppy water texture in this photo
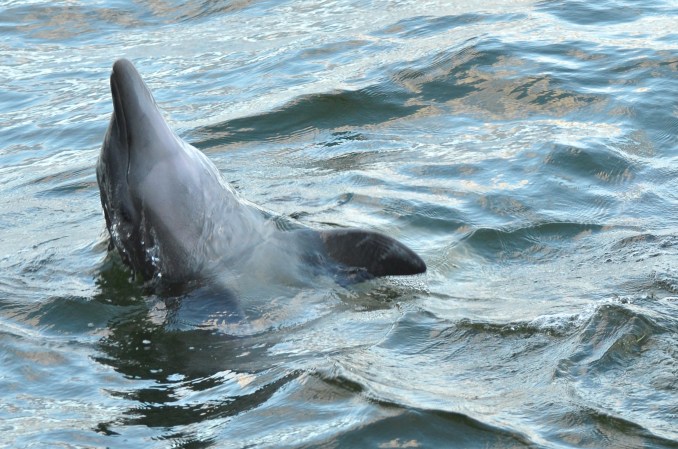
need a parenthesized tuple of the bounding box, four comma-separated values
(1, 1, 678, 448)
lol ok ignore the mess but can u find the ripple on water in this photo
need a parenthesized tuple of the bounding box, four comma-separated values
(553, 298, 678, 442)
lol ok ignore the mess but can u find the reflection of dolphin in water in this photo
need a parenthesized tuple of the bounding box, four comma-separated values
(96, 59, 425, 288)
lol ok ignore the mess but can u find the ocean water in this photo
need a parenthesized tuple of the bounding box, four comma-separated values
(1, 0, 678, 447)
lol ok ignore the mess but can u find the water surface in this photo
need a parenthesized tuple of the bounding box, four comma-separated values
(1, 0, 677, 447)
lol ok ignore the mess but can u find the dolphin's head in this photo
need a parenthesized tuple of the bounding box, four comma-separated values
(97, 59, 212, 282)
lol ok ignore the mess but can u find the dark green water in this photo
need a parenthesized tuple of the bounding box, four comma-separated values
(1, 1, 677, 448)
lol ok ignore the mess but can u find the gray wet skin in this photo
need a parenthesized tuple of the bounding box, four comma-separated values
(97, 59, 426, 286)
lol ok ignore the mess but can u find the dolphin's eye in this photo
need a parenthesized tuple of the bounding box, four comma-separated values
(115, 194, 139, 225)
(120, 207, 131, 223)
(119, 201, 135, 224)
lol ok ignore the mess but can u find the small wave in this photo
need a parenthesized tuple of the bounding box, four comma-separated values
(0, 4, 145, 42)
(543, 143, 635, 185)
(553, 298, 677, 440)
(546, 405, 678, 448)
(538, 0, 658, 25)
(441, 309, 591, 340)
(193, 85, 422, 147)
(601, 232, 678, 266)
(314, 369, 536, 448)
(0, 2, 250, 43)
(104, 367, 300, 429)
(461, 221, 603, 261)
(374, 12, 526, 40)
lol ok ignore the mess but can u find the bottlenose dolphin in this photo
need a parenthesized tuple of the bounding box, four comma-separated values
(97, 59, 425, 288)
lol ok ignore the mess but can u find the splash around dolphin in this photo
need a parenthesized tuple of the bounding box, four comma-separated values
(97, 59, 426, 289)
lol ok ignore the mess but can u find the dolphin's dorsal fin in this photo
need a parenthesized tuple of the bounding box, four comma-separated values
(318, 229, 426, 277)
